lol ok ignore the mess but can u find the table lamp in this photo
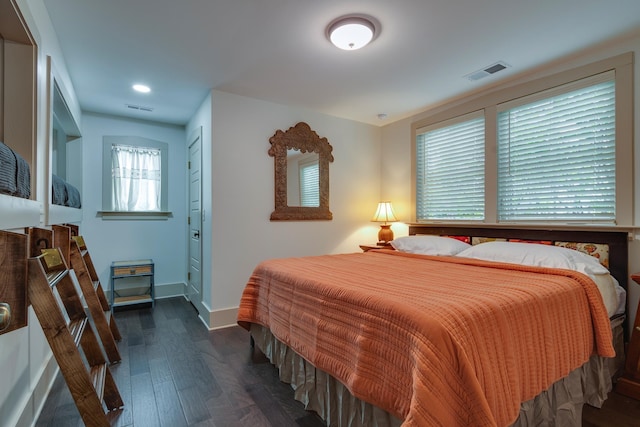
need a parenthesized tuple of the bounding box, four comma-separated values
(371, 201, 398, 245)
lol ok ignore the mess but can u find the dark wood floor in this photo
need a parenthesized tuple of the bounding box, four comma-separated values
(35, 297, 325, 427)
(34, 297, 640, 427)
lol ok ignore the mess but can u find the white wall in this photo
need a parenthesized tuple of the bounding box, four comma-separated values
(187, 90, 382, 327)
(0, 1, 82, 426)
(79, 112, 187, 297)
(380, 31, 640, 332)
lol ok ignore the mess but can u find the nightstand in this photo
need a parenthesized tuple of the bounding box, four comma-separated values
(359, 243, 394, 252)
(616, 273, 640, 399)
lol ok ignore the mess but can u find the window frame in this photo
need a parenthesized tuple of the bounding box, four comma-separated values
(410, 52, 633, 227)
(101, 136, 170, 218)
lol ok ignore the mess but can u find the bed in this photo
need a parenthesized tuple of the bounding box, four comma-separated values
(237, 226, 629, 427)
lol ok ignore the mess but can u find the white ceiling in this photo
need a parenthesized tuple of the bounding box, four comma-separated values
(43, 0, 640, 127)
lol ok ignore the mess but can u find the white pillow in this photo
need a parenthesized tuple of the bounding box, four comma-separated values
(591, 273, 619, 317)
(456, 241, 609, 275)
(390, 235, 471, 256)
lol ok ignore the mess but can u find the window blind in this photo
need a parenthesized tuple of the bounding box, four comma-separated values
(299, 159, 319, 207)
(497, 76, 615, 221)
(416, 113, 485, 220)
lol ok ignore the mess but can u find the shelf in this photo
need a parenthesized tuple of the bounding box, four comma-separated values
(113, 295, 153, 306)
(111, 259, 154, 310)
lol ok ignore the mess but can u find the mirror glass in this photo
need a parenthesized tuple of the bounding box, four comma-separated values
(269, 122, 333, 220)
(45, 57, 84, 225)
(51, 79, 82, 191)
(286, 149, 319, 207)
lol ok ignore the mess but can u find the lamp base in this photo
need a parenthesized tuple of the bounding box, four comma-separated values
(377, 224, 394, 245)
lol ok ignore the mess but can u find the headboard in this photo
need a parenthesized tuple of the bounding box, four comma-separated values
(408, 225, 630, 293)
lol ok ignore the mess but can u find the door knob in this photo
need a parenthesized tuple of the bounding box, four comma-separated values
(194, 231, 200, 238)
(0, 303, 11, 332)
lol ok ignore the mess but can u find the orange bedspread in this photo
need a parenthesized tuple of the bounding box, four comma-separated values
(237, 250, 614, 427)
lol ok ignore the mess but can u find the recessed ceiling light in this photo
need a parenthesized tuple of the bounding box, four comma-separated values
(327, 16, 377, 50)
(132, 84, 151, 93)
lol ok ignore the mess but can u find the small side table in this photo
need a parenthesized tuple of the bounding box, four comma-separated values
(110, 259, 155, 310)
(616, 273, 640, 399)
(359, 243, 394, 252)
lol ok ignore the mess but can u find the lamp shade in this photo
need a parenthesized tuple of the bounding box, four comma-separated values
(371, 202, 398, 223)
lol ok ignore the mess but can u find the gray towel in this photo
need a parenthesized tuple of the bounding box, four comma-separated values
(0, 141, 18, 195)
(65, 182, 81, 208)
(52, 174, 67, 205)
(14, 151, 31, 199)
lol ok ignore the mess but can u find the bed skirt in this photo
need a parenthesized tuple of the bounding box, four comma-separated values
(250, 316, 625, 427)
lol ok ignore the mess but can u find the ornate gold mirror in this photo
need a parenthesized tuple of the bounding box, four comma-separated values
(269, 122, 333, 220)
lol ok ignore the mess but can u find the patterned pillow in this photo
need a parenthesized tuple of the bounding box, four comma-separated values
(554, 241, 609, 269)
(445, 235, 471, 244)
(508, 239, 553, 245)
(471, 237, 507, 245)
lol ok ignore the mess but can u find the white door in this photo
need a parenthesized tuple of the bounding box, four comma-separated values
(187, 128, 203, 314)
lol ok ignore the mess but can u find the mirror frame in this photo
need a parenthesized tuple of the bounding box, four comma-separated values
(269, 122, 333, 220)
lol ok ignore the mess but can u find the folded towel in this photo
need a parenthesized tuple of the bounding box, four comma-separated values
(0, 141, 18, 195)
(65, 181, 81, 208)
(14, 150, 31, 199)
(52, 174, 68, 205)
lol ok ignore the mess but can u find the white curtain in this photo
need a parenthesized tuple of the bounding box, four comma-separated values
(111, 144, 161, 211)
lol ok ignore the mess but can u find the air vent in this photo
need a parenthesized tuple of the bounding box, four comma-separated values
(465, 61, 510, 81)
(126, 104, 154, 112)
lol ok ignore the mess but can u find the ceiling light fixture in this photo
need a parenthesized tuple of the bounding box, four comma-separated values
(327, 15, 377, 51)
(132, 84, 151, 93)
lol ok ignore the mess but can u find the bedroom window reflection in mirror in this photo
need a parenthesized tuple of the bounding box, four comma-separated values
(287, 150, 320, 207)
(270, 122, 333, 220)
(102, 136, 169, 214)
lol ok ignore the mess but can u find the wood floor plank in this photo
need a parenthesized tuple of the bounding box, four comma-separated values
(152, 379, 189, 427)
(148, 357, 173, 385)
(177, 384, 215, 425)
(210, 403, 272, 427)
(128, 343, 150, 376)
(130, 372, 160, 427)
(138, 310, 156, 330)
(109, 347, 133, 427)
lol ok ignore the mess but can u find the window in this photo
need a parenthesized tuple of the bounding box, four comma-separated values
(102, 136, 169, 214)
(299, 158, 319, 207)
(412, 53, 632, 225)
(497, 74, 615, 222)
(416, 112, 485, 221)
(111, 144, 161, 211)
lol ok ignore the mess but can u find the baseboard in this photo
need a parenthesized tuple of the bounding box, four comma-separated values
(150, 286, 237, 331)
(17, 353, 58, 427)
(205, 306, 239, 330)
(153, 282, 186, 299)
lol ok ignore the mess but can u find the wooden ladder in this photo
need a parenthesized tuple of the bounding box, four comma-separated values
(28, 247, 123, 426)
(69, 235, 122, 364)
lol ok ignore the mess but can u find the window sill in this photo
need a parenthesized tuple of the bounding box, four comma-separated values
(98, 211, 172, 220)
